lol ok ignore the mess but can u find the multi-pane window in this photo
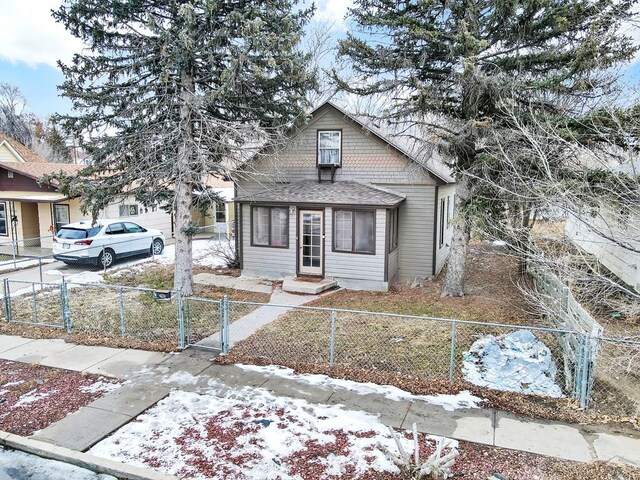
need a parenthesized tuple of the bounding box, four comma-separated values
(388, 208, 399, 252)
(318, 130, 341, 165)
(0, 203, 6, 236)
(215, 200, 226, 222)
(334, 209, 375, 254)
(119, 204, 139, 217)
(252, 206, 289, 248)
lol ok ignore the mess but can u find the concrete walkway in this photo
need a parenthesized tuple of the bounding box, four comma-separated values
(0, 335, 638, 467)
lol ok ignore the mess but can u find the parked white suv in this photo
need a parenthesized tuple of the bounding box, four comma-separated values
(53, 219, 165, 268)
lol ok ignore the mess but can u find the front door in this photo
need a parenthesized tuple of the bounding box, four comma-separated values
(298, 209, 323, 276)
(53, 204, 70, 234)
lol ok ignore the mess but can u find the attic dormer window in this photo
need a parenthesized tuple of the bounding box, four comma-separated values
(318, 130, 341, 166)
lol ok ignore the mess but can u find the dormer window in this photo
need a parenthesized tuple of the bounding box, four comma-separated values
(318, 130, 341, 166)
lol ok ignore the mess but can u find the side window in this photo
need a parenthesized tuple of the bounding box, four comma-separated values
(106, 223, 126, 235)
(124, 222, 144, 233)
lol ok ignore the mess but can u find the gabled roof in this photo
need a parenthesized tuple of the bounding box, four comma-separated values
(235, 180, 406, 207)
(0, 133, 49, 163)
(0, 160, 82, 186)
(308, 102, 454, 184)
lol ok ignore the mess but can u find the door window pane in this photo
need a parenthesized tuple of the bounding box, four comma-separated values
(334, 210, 352, 251)
(124, 222, 144, 233)
(354, 211, 375, 253)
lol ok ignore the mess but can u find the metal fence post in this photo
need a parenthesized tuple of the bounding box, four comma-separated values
(60, 280, 71, 332)
(449, 320, 457, 382)
(579, 334, 591, 409)
(31, 283, 38, 324)
(329, 310, 336, 368)
(3, 279, 11, 322)
(177, 288, 185, 349)
(222, 295, 230, 354)
(38, 258, 43, 284)
(119, 287, 125, 336)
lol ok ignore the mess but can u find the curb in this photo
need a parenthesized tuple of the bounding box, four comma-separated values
(0, 432, 180, 480)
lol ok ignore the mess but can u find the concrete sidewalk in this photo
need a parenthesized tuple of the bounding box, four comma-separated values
(0, 334, 638, 466)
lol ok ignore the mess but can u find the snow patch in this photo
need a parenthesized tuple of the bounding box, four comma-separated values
(462, 330, 563, 398)
(0, 446, 116, 480)
(89, 382, 458, 480)
(2, 381, 24, 388)
(161, 371, 201, 386)
(13, 389, 57, 408)
(237, 364, 483, 411)
(0, 258, 55, 273)
(80, 379, 122, 395)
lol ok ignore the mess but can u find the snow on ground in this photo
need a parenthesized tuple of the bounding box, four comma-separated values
(12, 389, 57, 408)
(153, 239, 229, 268)
(237, 364, 483, 411)
(0, 258, 56, 273)
(79, 379, 123, 395)
(0, 447, 116, 480)
(462, 330, 563, 398)
(89, 380, 458, 480)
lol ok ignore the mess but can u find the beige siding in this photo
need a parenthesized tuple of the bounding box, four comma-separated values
(324, 207, 387, 288)
(99, 197, 174, 235)
(241, 203, 297, 279)
(0, 144, 19, 163)
(38, 203, 53, 248)
(435, 184, 456, 276)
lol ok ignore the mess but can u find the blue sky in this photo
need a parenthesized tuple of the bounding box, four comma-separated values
(1, 0, 638, 120)
(0, 0, 353, 119)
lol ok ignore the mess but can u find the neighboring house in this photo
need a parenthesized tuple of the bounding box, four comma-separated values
(0, 133, 233, 250)
(233, 102, 456, 291)
(566, 207, 640, 292)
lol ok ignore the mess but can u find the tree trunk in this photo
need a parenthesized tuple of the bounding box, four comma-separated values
(174, 179, 194, 296)
(442, 176, 471, 297)
(173, 71, 194, 296)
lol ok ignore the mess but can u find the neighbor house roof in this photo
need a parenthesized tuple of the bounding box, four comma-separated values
(0, 161, 83, 186)
(234, 180, 406, 207)
(0, 133, 49, 163)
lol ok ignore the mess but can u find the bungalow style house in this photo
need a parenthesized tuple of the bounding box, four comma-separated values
(233, 102, 456, 291)
(0, 133, 233, 250)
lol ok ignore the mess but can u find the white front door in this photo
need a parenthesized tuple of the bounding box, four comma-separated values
(299, 210, 323, 276)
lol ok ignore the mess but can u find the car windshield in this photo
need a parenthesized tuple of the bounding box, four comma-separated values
(57, 226, 102, 239)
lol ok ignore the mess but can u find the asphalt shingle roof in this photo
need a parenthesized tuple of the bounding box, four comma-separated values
(0, 133, 49, 163)
(235, 180, 406, 207)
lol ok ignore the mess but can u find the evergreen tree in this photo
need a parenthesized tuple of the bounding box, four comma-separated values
(336, 0, 637, 296)
(53, 0, 315, 295)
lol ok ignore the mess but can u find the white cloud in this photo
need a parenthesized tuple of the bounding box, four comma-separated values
(0, 0, 84, 68)
(314, 0, 354, 29)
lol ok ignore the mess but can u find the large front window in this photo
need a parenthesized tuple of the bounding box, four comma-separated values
(318, 130, 341, 165)
(252, 206, 289, 248)
(333, 209, 375, 254)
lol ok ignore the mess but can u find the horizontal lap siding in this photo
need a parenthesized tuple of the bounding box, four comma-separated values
(324, 207, 386, 282)
(388, 247, 399, 283)
(241, 203, 296, 278)
(374, 184, 435, 281)
(435, 184, 456, 276)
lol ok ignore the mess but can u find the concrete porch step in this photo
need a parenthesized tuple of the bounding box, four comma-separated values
(282, 276, 337, 295)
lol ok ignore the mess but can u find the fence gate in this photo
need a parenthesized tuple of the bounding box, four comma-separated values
(183, 296, 227, 352)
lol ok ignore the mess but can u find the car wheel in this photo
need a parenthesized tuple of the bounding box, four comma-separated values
(151, 238, 164, 256)
(97, 249, 115, 268)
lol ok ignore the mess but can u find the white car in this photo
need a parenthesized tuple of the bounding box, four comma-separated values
(53, 219, 165, 268)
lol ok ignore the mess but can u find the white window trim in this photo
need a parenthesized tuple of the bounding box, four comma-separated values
(317, 130, 342, 166)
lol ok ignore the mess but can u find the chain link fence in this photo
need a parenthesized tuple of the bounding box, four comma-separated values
(1, 277, 638, 419)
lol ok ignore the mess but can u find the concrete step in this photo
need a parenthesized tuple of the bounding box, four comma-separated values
(282, 276, 337, 295)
